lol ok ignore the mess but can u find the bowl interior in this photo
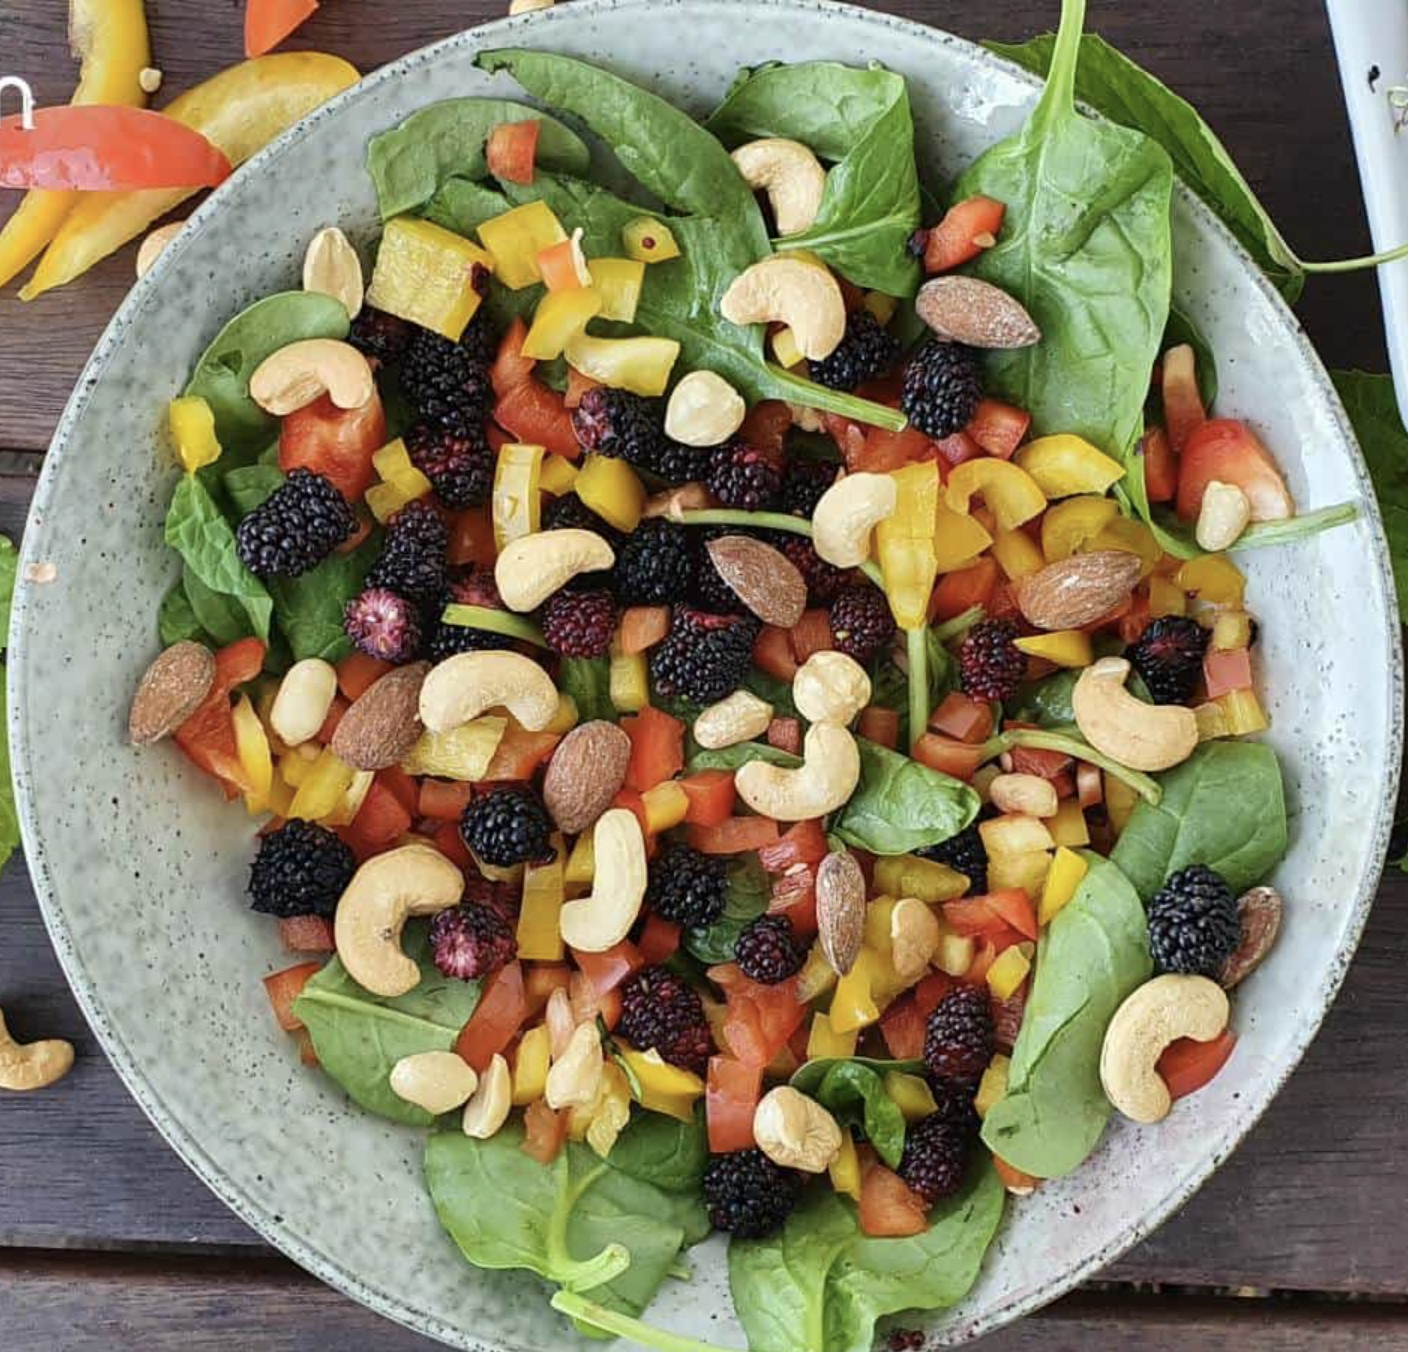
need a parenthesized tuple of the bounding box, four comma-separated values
(11, 2, 1402, 1347)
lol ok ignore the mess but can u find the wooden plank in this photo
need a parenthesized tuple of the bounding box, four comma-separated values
(0, 0, 1387, 452)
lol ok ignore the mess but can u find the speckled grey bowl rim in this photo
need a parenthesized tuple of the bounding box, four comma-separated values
(10, 1, 1404, 1346)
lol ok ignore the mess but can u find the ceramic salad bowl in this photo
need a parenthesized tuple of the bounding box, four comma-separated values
(9, 1, 1402, 1347)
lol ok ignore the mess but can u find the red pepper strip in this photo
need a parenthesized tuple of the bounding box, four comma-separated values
(0, 107, 232, 190)
(245, 0, 321, 58)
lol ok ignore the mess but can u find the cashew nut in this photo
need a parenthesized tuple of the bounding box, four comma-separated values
(270, 658, 338, 747)
(559, 809, 648, 952)
(664, 371, 747, 447)
(1100, 975, 1230, 1123)
(419, 651, 560, 733)
(694, 690, 774, 750)
(0, 1009, 74, 1091)
(1195, 480, 1251, 552)
(988, 772, 1059, 819)
(730, 138, 827, 237)
(812, 472, 898, 567)
(545, 1021, 605, 1109)
(494, 530, 617, 612)
(389, 1050, 478, 1115)
(333, 844, 465, 997)
(793, 651, 871, 725)
(890, 897, 941, 983)
(1072, 656, 1198, 772)
(735, 722, 860, 820)
(249, 338, 375, 416)
(462, 1052, 512, 1138)
(753, 1086, 843, 1173)
(303, 226, 365, 319)
(720, 257, 846, 361)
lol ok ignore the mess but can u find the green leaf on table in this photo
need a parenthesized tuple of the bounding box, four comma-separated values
(164, 474, 272, 641)
(268, 533, 380, 663)
(685, 853, 770, 965)
(831, 738, 979, 856)
(787, 1058, 909, 1167)
(559, 656, 617, 724)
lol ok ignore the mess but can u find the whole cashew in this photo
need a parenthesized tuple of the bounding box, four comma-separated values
(559, 809, 648, 952)
(693, 690, 774, 750)
(390, 1050, 478, 1115)
(730, 138, 827, 237)
(419, 651, 560, 733)
(811, 472, 898, 567)
(1072, 657, 1198, 772)
(494, 530, 617, 613)
(462, 1052, 513, 1139)
(735, 722, 860, 820)
(249, 338, 375, 416)
(545, 1021, 605, 1109)
(333, 844, 465, 997)
(1100, 975, 1230, 1123)
(753, 1086, 843, 1172)
(793, 651, 871, 725)
(720, 257, 846, 361)
(0, 1009, 74, 1091)
(665, 371, 747, 447)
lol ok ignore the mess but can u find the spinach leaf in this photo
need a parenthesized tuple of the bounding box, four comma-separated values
(831, 738, 979, 856)
(158, 581, 211, 647)
(605, 1106, 710, 1199)
(742, 665, 799, 720)
(685, 853, 770, 964)
(224, 463, 285, 516)
(366, 98, 591, 219)
(1110, 741, 1287, 900)
(1008, 667, 1150, 727)
(184, 292, 349, 458)
(559, 656, 616, 723)
(986, 31, 1303, 301)
(790, 1055, 925, 1094)
(293, 923, 482, 1126)
(164, 475, 272, 640)
(787, 1059, 907, 1167)
(268, 534, 379, 663)
(980, 852, 1149, 1177)
(686, 741, 801, 774)
(704, 62, 921, 296)
(955, 0, 1174, 463)
(181, 565, 254, 646)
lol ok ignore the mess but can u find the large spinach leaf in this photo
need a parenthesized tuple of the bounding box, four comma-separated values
(293, 923, 482, 1126)
(224, 463, 285, 516)
(181, 565, 254, 647)
(158, 580, 211, 647)
(704, 62, 921, 295)
(788, 1058, 909, 1167)
(268, 534, 379, 663)
(559, 655, 616, 724)
(831, 738, 979, 856)
(605, 1106, 710, 1201)
(1110, 741, 1287, 900)
(685, 853, 770, 965)
(980, 852, 1149, 1177)
(955, 0, 1173, 463)
(164, 474, 272, 641)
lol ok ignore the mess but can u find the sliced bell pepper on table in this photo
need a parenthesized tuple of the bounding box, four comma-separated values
(0, 0, 151, 290)
(246, 0, 320, 59)
(20, 51, 359, 300)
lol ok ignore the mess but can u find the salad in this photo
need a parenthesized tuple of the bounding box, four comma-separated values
(125, 1, 1357, 1348)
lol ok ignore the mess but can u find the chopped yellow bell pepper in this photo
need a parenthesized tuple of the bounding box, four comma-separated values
(232, 694, 274, 815)
(565, 831, 596, 884)
(862, 897, 897, 959)
(986, 942, 1033, 1000)
(279, 742, 320, 788)
(585, 1064, 634, 1158)
(619, 1049, 705, 1119)
(545, 693, 579, 736)
(365, 480, 419, 523)
(1015, 434, 1124, 498)
(493, 442, 546, 548)
(873, 855, 968, 904)
(522, 287, 603, 360)
(1103, 772, 1139, 834)
(931, 499, 993, 574)
(622, 217, 681, 263)
(1147, 575, 1187, 618)
(512, 1026, 552, 1105)
(609, 651, 650, 712)
(796, 941, 840, 1004)
(1040, 495, 1120, 562)
(401, 717, 506, 779)
(1039, 846, 1088, 925)
(1046, 801, 1090, 849)
(829, 948, 881, 1034)
(975, 1054, 1011, 1118)
(1013, 630, 1092, 668)
(946, 458, 1046, 532)
(539, 454, 580, 498)
(565, 334, 681, 397)
(366, 218, 492, 341)
(992, 527, 1045, 581)
(575, 455, 646, 531)
(884, 1071, 938, 1122)
(372, 439, 433, 499)
(169, 396, 222, 474)
(323, 770, 374, 827)
(642, 781, 689, 834)
(987, 850, 1051, 896)
(771, 327, 805, 370)
(863, 291, 899, 326)
(829, 1131, 862, 1201)
(1176, 553, 1245, 606)
(1218, 688, 1269, 735)
(807, 1011, 859, 1059)
(1093, 517, 1161, 579)
(24, 53, 360, 299)
(876, 462, 941, 629)
(935, 930, 975, 978)
(980, 815, 1055, 856)
(1212, 609, 1253, 651)
(519, 843, 566, 961)
(288, 747, 357, 821)
(477, 200, 566, 289)
(589, 257, 646, 322)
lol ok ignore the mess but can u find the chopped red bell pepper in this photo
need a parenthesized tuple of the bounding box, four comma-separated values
(932, 429, 984, 469)
(679, 770, 736, 826)
(689, 816, 780, 855)
(766, 717, 802, 757)
(1161, 344, 1206, 456)
(879, 995, 927, 1060)
(618, 605, 671, 655)
(524, 964, 573, 1017)
(621, 705, 685, 792)
(930, 556, 999, 621)
(277, 915, 335, 953)
(769, 864, 819, 935)
(1140, 425, 1179, 504)
(419, 778, 474, 822)
(279, 390, 386, 503)
(456, 961, 527, 1071)
(638, 915, 682, 965)
(522, 1099, 568, 1164)
(707, 1056, 762, 1153)
(1176, 418, 1293, 523)
(929, 691, 994, 744)
(490, 317, 535, 396)
(921, 196, 1005, 273)
(985, 888, 1038, 941)
(859, 1163, 928, 1236)
(910, 732, 986, 781)
(486, 119, 540, 186)
(1204, 648, 1253, 699)
(263, 960, 322, 1031)
(484, 727, 560, 781)
(245, 0, 319, 57)
(446, 507, 497, 567)
(753, 625, 799, 682)
(494, 378, 580, 460)
(857, 706, 900, 749)
(336, 652, 391, 702)
(341, 779, 412, 860)
(737, 401, 792, 459)
(572, 941, 645, 996)
(174, 637, 267, 795)
(966, 398, 1030, 459)
(1158, 1029, 1238, 1101)
(758, 819, 828, 873)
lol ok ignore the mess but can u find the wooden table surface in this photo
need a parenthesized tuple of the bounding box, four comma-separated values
(2, 0, 1406, 1347)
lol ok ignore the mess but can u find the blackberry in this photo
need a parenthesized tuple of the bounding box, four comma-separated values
(365, 500, 447, 602)
(780, 458, 839, 519)
(235, 469, 356, 578)
(917, 819, 988, 896)
(248, 819, 355, 918)
(348, 306, 412, 365)
(649, 607, 760, 704)
(344, 587, 423, 663)
(898, 1112, 970, 1205)
(405, 421, 494, 510)
(901, 338, 982, 439)
(614, 519, 695, 606)
(924, 986, 993, 1092)
(571, 388, 665, 472)
(1147, 864, 1240, 976)
(428, 903, 518, 981)
(617, 966, 714, 1072)
(541, 589, 617, 658)
(829, 584, 896, 665)
(1128, 615, 1211, 705)
(734, 913, 807, 984)
(656, 436, 715, 485)
(703, 1148, 802, 1238)
(927, 1076, 981, 1135)
(543, 492, 623, 545)
(457, 308, 499, 366)
(460, 786, 555, 868)
(645, 844, 728, 929)
(707, 441, 782, 511)
(810, 310, 901, 392)
(958, 618, 1027, 702)
(401, 327, 493, 433)
(774, 534, 847, 602)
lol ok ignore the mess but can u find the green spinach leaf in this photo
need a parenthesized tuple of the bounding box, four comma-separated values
(559, 656, 616, 723)
(831, 738, 979, 856)
(1008, 666, 1150, 727)
(980, 852, 1149, 1177)
(685, 853, 770, 965)
(164, 474, 272, 641)
(224, 463, 285, 517)
(181, 565, 254, 646)
(787, 1058, 908, 1167)
(158, 580, 211, 647)
(268, 534, 379, 663)
(605, 1106, 710, 1200)
(686, 741, 801, 774)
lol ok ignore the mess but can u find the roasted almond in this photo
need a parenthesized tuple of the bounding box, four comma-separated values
(706, 534, 807, 628)
(129, 641, 216, 745)
(1016, 550, 1143, 630)
(816, 850, 866, 976)
(331, 662, 429, 770)
(914, 276, 1041, 349)
(542, 720, 632, 835)
(1218, 886, 1283, 989)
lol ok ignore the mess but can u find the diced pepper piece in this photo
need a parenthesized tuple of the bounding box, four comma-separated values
(1218, 688, 1269, 735)
(930, 557, 999, 621)
(1147, 575, 1187, 618)
(280, 389, 387, 505)
(946, 457, 1046, 531)
(484, 726, 561, 782)
(565, 831, 596, 884)
(987, 851, 1051, 897)
(522, 1099, 568, 1164)
(753, 625, 800, 682)
(921, 196, 1005, 273)
(492, 442, 545, 548)
(546, 692, 579, 736)
(707, 1056, 762, 1153)
(287, 746, 356, 821)
(1212, 609, 1254, 651)
(365, 480, 416, 524)
(1204, 648, 1253, 699)
(974, 1053, 1011, 1118)
(619, 1048, 705, 1108)
(874, 854, 969, 904)
(991, 527, 1045, 581)
(365, 217, 492, 341)
(608, 651, 650, 712)
(402, 718, 506, 780)
(565, 333, 680, 397)
(1104, 772, 1139, 835)
(679, 770, 736, 826)
(522, 287, 603, 360)
(1177, 418, 1293, 523)
(245, 0, 319, 57)
(929, 692, 994, 744)
(806, 1011, 858, 1059)
(589, 257, 646, 322)
(622, 217, 681, 263)
(418, 778, 474, 823)
(859, 1163, 928, 1237)
(573, 940, 644, 996)
(1158, 1029, 1238, 1101)
(539, 455, 579, 499)
(1141, 425, 1179, 504)
(771, 326, 805, 370)
(1014, 435, 1124, 498)
(689, 816, 780, 855)
(1093, 517, 1161, 580)
(911, 733, 986, 780)
(371, 437, 433, 499)
(618, 606, 669, 655)
(263, 960, 322, 1031)
(757, 820, 828, 873)
(1046, 800, 1089, 849)
(966, 398, 1030, 459)
(830, 950, 881, 1034)
(231, 693, 274, 814)
(278, 915, 335, 952)
(642, 781, 689, 834)
(342, 778, 412, 860)
(511, 1025, 552, 1106)
(169, 396, 222, 473)
(1161, 344, 1207, 455)
(875, 461, 941, 629)
(935, 930, 975, 978)
(1176, 553, 1245, 606)
(987, 942, 1033, 1001)
(457, 961, 528, 1072)
(878, 996, 926, 1060)
(930, 499, 996, 575)
(576, 455, 646, 531)
(494, 378, 579, 461)
(622, 706, 686, 791)
(486, 118, 540, 186)
(519, 845, 566, 961)
(829, 1132, 862, 1200)
(478, 200, 566, 289)
(853, 706, 897, 750)
(1039, 846, 1088, 925)
(1014, 629, 1093, 668)
(1040, 495, 1120, 562)
(639, 914, 682, 965)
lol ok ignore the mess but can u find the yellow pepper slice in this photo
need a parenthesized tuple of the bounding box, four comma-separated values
(945, 458, 1046, 532)
(492, 442, 545, 548)
(986, 942, 1033, 1000)
(1040, 495, 1119, 562)
(518, 842, 566, 961)
(522, 287, 602, 361)
(23, 52, 359, 299)
(564, 334, 680, 397)
(875, 461, 940, 629)
(1039, 847, 1088, 925)
(975, 1054, 1011, 1118)
(829, 1131, 862, 1200)
(1093, 517, 1161, 579)
(872, 854, 968, 903)
(806, 1012, 858, 1060)
(0, 0, 152, 290)
(365, 218, 492, 341)
(1014, 434, 1124, 498)
(169, 395, 222, 473)
(991, 527, 1045, 581)
(1047, 801, 1090, 849)
(511, 1026, 551, 1106)
(588, 257, 645, 322)
(932, 498, 994, 574)
(1014, 629, 1093, 667)
(231, 693, 273, 815)
(884, 1072, 938, 1122)
(575, 455, 645, 531)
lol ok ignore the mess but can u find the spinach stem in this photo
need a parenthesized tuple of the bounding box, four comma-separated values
(906, 625, 928, 755)
(551, 1291, 740, 1352)
(1299, 241, 1408, 273)
(981, 728, 1162, 805)
(677, 511, 883, 585)
(1044, 0, 1087, 114)
(931, 605, 985, 644)
(545, 1162, 632, 1292)
(1231, 501, 1359, 549)
(765, 363, 907, 431)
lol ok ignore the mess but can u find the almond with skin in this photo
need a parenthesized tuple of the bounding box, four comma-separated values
(542, 720, 632, 835)
(1016, 550, 1143, 631)
(1218, 886, 1283, 989)
(706, 534, 807, 628)
(331, 662, 429, 770)
(816, 850, 866, 976)
(129, 641, 216, 745)
(915, 276, 1041, 349)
